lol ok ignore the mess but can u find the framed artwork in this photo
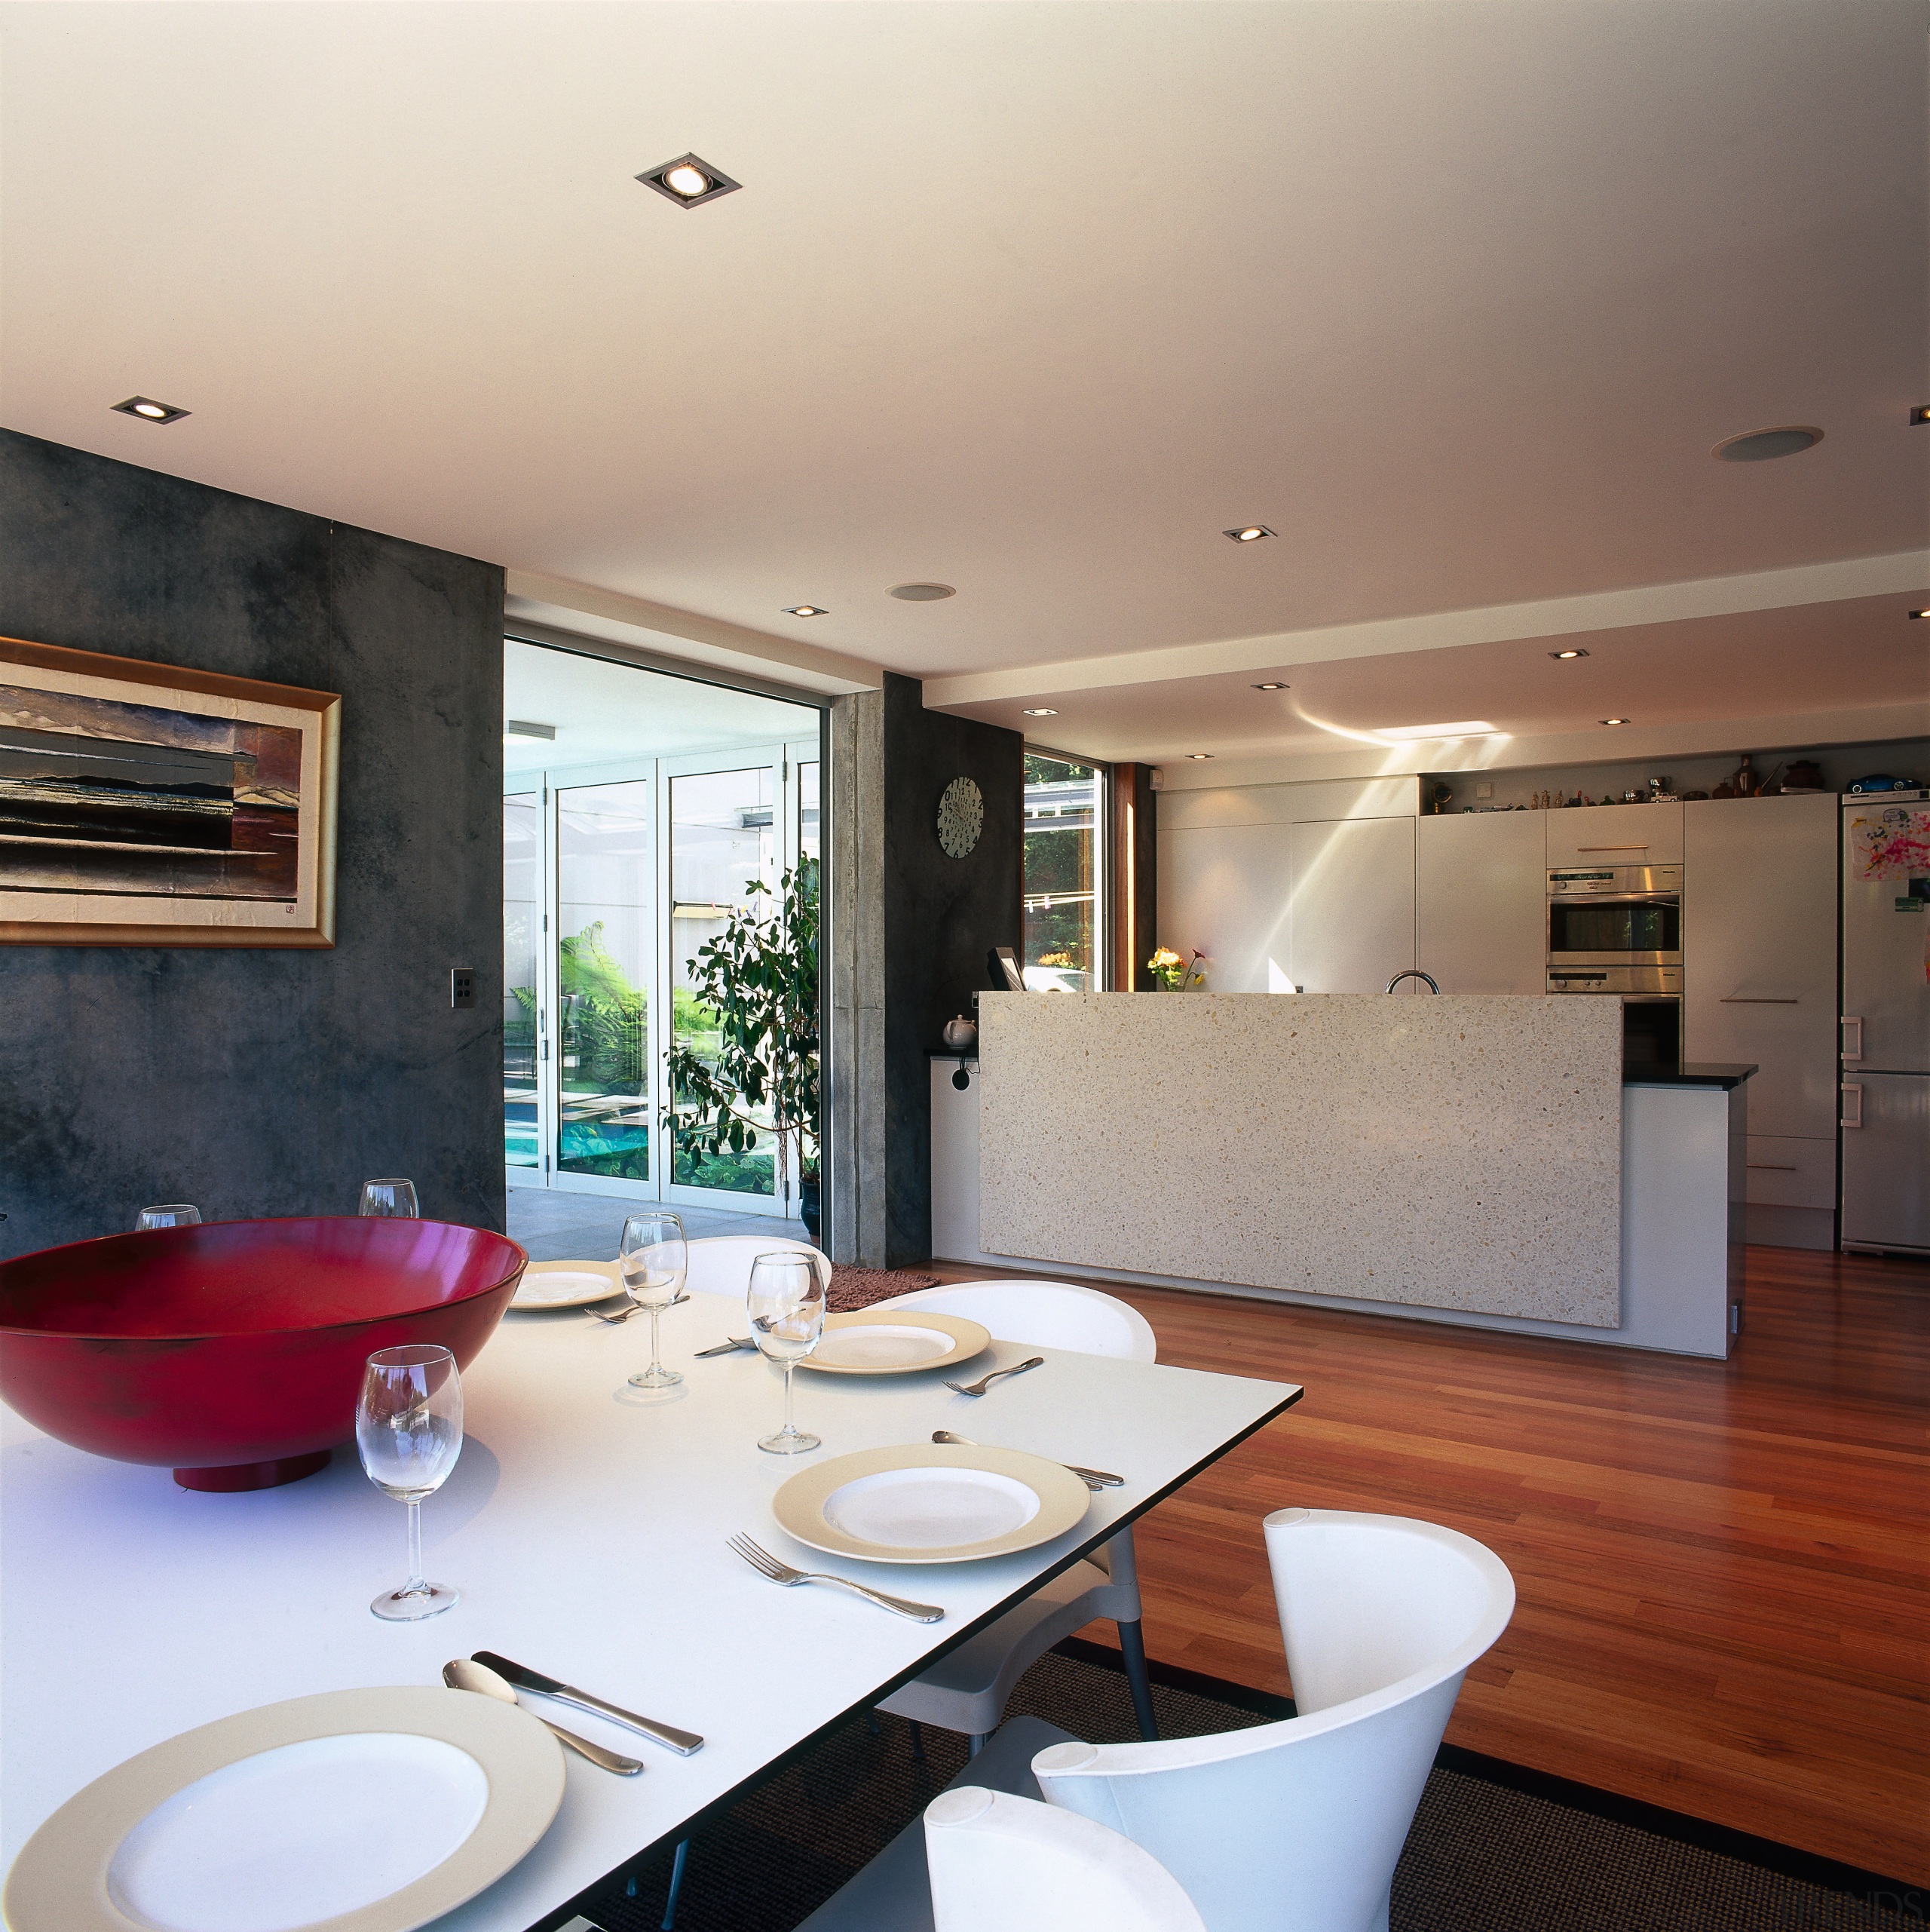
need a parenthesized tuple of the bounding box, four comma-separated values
(0, 636, 339, 947)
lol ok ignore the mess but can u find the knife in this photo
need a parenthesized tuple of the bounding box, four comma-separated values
(471, 1651, 705, 1755)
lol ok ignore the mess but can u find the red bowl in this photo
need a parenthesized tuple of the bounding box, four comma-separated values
(0, 1217, 526, 1491)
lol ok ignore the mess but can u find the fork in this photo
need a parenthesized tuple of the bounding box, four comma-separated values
(592, 1290, 691, 1326)
(944, 1356, 1043, 1397)
(727, 1534, 944, 1623)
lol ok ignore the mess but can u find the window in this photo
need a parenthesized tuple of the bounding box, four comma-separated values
(1022, 753, 1104, 990)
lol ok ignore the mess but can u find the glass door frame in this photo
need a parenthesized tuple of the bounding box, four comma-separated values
(506, 734, 820, 1220)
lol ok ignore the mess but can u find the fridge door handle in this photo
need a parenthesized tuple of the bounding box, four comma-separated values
(1840, 1015, 1863, 1062)
(1840, 1084, 1863, 1129)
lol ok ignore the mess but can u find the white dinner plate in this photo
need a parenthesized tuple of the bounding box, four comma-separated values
(771, 1443, 1090, 1564)
(797, 1310, 991, 1375)
(3, 1687, 565, 1932)
(511, 1258, 624, 1309)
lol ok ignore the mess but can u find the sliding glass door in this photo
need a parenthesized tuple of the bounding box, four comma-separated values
(504, 740, 817, 1216)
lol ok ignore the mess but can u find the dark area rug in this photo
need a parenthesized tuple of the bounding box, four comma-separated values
(569, 1645, 1918, 1932)
(825, 1267, 939, 1311)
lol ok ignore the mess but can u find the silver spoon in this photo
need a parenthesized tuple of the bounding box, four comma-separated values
(931, 1430, 1123, 1489)
(943, 1356, 1044, 1397)
(442, 1658, 642, 1774)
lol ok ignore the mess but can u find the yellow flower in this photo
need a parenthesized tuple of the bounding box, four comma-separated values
(1148, 947, 1183, 970)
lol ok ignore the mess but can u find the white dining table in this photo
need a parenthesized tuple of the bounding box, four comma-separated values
(0, 1286, 1302, 1932)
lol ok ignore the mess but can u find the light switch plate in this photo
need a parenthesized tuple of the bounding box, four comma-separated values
(450, 967, 476, 1009)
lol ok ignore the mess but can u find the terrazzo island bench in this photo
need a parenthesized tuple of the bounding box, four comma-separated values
(930, 994, 1751, 1360)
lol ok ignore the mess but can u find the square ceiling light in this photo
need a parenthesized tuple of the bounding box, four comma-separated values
(112, 395, 190, 425)
(636, 154, 741, 208)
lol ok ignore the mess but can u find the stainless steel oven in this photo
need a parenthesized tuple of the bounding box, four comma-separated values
(1545, 964, 1683, 1063)
(1547, 863, 1682, 968)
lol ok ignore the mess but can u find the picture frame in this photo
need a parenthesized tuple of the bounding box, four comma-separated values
(0, 635, 339, 947)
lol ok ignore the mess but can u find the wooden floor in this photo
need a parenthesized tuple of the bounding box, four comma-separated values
(936, 1246, 1930, 1882)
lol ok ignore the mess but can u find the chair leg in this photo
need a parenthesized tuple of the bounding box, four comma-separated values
(1117, 1618, 1160, 1740)
(908, 1719, 926, 1760)
(660, 1838, 689, 1931)
(968, 1732, 988, 1758)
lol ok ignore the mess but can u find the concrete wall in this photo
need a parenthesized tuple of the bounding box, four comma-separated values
(0, 431, 506, 1256)
(830, 673, 1023, 1268)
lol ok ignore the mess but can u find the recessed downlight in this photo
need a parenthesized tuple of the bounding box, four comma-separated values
(1374, 719, 1499, 741)
(1549, 649, 1589, 661)
(1022, 708, 1058, 717)
(1186, 752, 1215, 760)
(1600, 717, 1630, 726)
(1712, 425, 1822, 462)
(1909, 608, 1929, 620)
(889, 583, 955, 601)
(1251, 682, 1288, 691)
(1224, 525, 1274, 543)
(783, 605, 829, 618)
(1911, 406, 1929, 427)
(112, 395, 190, 425)
(636, 153, 741, 208)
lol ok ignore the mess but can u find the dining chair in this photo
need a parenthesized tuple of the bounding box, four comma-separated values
(872, 1278, 1160, 1750)
(680, 1234, 829, 1297)
(1030, 1508, 1517, 1932)
(925, 1786, 1205, 1932)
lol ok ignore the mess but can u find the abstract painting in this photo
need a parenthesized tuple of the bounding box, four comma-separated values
(0, 636, 339, 946)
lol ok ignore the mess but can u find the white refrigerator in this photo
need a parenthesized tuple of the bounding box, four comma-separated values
(1840, 794, 1930, 1254)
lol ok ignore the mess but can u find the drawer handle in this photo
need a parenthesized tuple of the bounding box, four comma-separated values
(1721, 996, 1798, 1004)
(1746, 1163, 1797, 1171)
(1576, 845, 1651, 851)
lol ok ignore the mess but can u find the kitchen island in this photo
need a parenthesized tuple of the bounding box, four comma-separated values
(931, 994, 1750, 1358)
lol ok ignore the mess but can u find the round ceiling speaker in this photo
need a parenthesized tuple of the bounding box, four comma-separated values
(889, 583, 957, 601)
(1712, 425, 1823, 462)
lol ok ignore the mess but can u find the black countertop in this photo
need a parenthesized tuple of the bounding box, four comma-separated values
(1622, 1062, 1757, 1089)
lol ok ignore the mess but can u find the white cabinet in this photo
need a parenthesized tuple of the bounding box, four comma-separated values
(1683, 793, 1837, 1147)
(1742, 1134, 1837, 1210)
(1546, 800, 1683, 868)
(1290, 817, 1416, 993)
(1159, 822, 1295, 993)
(1417, 812, 1546, 992)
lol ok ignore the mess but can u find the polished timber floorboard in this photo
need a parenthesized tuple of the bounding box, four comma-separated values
(933, 1246, 1930, 1884)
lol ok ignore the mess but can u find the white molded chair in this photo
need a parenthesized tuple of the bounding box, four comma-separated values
(880, 1278, 1157, 1362)
(925, 1787, 1205, 1932)
(876, 1279, 1160, 1749)
(1031, 1509, 1517, 1932)
(682, 1234, 829, 1298)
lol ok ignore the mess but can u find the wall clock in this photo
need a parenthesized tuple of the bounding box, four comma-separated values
(936, 776, 984, 858)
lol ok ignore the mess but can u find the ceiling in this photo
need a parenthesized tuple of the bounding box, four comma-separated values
(2, 1, 1925, 771)
(502, 640, 818, 781)
(948, 594, 1930, 771)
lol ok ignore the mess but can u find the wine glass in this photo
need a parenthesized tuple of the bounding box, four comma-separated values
(619, 1211, 687, 1391)
(136, 1204, 201, 1230)
(748, 1252, 825, 1454)
(356, 1343, 463, 1621)
(358, 1179, 419, 1218)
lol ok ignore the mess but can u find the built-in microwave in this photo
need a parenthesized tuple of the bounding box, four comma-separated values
(1547, 863, 1682, 968)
